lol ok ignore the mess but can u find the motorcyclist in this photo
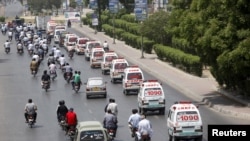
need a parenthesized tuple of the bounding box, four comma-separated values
(65, 108, 78, 134)
(103, 41, 109, 52)
(28, 41, 34, 55)
(137, 114, 153, 140)
(103, 109, 118, 137)
(63, 63, 73, 80)
(41, 70, 51, 87)
(8, 30, 13, 41)
(56, 100, 68, 123)
(107, 98, 118, 116)
(24, 99, 37, 123)
(38, 46, 44, 60)
(30, 58, 38, 74)
(49, 61, 57, 79)
(54, 48, 61, 60)
(58, 54, 66, 69)
(4, 40, 11, 51)
(47, 53, 55, 66)
(71, 71, 82, 90)
(32, 53, 40, 64)
(42, 41, 48, 54)
(1, 24, 7, 34)
(67, 19, 71, 28)
(51, 45, 57, 56)
(16, 41, 23, 53)
(128, 109, 141, 137)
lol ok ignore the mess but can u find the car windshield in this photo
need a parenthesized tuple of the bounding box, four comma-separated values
(69, 37, 77, 42)
(89, 43, 101, 48)
(80, 130, 104, 141)
(88, 79, 103, 86)
(114, 63, 128, 69)
(79, 39, 88, 44)
(176, 111, 200, 122)
(94, 51, 104, 57)
(105, 56, 117, 62)
(127, 72, 142, 80)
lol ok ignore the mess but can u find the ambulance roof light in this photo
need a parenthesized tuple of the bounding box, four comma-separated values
(175, 101, 192, 104)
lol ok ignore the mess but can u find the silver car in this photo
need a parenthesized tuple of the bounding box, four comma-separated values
(85, 77, 107, 99)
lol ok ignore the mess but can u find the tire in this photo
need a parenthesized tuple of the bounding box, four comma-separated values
(168, 134, 172, 141)
(160, 108, 165, 115)
(103, 94, 107, 98)
(86, 95, 89, 99)
(195, 136, 203, 141)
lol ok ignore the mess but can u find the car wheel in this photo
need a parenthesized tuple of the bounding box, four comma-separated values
(160, 108, 165, 115)
(195, 136, 203, 141)
(104, 93, 107, 98)
(86, 95, 89, 99)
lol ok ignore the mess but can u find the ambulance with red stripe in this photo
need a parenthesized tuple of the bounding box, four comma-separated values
(138, 80, 165, 115)
(110, 57, 129, 83)
(101, 51, 118, 75)
(90, 47, 105, 68)
(122, 65, 144, 95)
(167, 101, 203, 141)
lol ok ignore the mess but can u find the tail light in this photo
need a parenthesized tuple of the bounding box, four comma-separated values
(86, 88, 90, 91)
(159, 97, 165, 104)
(142, 98, 148, 105)
(195, 126, 203, 132)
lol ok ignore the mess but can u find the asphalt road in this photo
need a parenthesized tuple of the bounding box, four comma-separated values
(1, 2, 250, 141)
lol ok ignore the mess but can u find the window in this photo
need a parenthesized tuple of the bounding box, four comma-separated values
(79, 39, 87, 44)
(69, 37, 77, 42)
(88, 79, 103, 86)
(176, 111, 199, 122)
(105, 56, 117, 62)
(80, 130, 105, 141)
(114, 63, 128, 69)
(94, 51, 104, 57)
(127, 72, 142, 80)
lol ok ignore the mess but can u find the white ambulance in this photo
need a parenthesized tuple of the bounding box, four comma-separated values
(167, 101, 203, 141)
(90, 47, 105, 68)
(138, 80, 165, 115)
(110, 58, 129, 83)
(101, 51, 118, 75)
(122, 65, 144, 95)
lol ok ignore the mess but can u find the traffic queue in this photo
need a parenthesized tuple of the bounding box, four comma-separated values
(1, 19, 204, 141)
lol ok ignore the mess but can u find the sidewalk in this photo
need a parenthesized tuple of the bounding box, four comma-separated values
(72, 9, 250, 120)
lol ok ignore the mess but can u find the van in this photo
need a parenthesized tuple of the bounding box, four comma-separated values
(85, 40, 102, 61)
(167, 101, 203, 141)
(138, 80, 165, 115)
(110, 58, 129, 83)
(101, 51, 118, 75)
(90, 47, 105, 68)
(65, 35, 78, 51)
(54, 29, 65, 44)
(122, 65, 144, 95)
(46, 20, 57, 37)
(75, 37, 90, 55)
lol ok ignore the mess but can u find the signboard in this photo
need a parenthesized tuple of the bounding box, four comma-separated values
(134, 0, 148, 21)
(92, 13, 98, 26)
(90, 0, 98, 9)
(76, 0, 83, 6)
(109, 0, 119, 14)
(64, 12, 81, 22)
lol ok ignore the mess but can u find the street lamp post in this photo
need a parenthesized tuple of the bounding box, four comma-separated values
(112, 13, 115, 44)
(140, 21, 144, 58)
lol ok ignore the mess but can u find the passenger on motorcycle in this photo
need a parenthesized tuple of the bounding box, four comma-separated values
(47, 53, 55, 66)
(71, 71, 82, 90)
(41, 70, 51, 87)
(65, 108, 78, 134)
(4, 40, 11, 50)
(24, 99, 37, 123)
(30, 58, 38, 74)
(63, 63, 73, 79)
(128, 109, 141, 137)
(56, 100, 68, 123)
(49, 61, 57, 78)
(137, 115, 153, 140)
(32, 52, 39, 63)
(103, 109, 118, 137)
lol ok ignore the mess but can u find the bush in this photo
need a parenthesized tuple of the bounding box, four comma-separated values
(0, 16, 5, 22)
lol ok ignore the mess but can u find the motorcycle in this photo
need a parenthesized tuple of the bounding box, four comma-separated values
(74, 83, 80, 93)
(50, 71, 57, 81)
(128, 124, 138, 138)
(59, 116, 67, 131)
(31, 69, 37, 77)
(135, 132, 151, 141)
(67, 126, 76, 141)
(107, 128, 115, 141)
(28, 49, 33, 56)
(68, 51, 74, 59)
(17, 46, 24, 54)
(5, 47, 10, 54)
(42, 81, 50, 92)
(27, 114, 35, 128)
(65, 72, 72, 83)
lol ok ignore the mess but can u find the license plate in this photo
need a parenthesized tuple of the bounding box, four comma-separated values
(149, 101, 159, 105)
(93, 87, 100, 91)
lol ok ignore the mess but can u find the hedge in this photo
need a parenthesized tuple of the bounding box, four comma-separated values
(154, 44, 202, 76)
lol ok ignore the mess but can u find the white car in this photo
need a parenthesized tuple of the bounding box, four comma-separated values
(101, 51, 118, 75)
(75, 37, 89, 55)
(85, 40, 102, 61)
(90, 47, 105, 68)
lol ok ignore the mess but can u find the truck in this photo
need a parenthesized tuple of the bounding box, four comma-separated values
(35, 16, 47, 33)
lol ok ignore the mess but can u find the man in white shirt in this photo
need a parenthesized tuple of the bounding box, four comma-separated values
(107, 99, 118, 116)
(58, 54, 66, 67)
(32, 53, 40, 63)
(138, 115, 153, 139)
(49, 62, 57, 79)
(54, 48, 61, 59)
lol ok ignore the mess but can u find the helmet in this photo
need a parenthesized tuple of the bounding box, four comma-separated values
(59, 100, 65, 105)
